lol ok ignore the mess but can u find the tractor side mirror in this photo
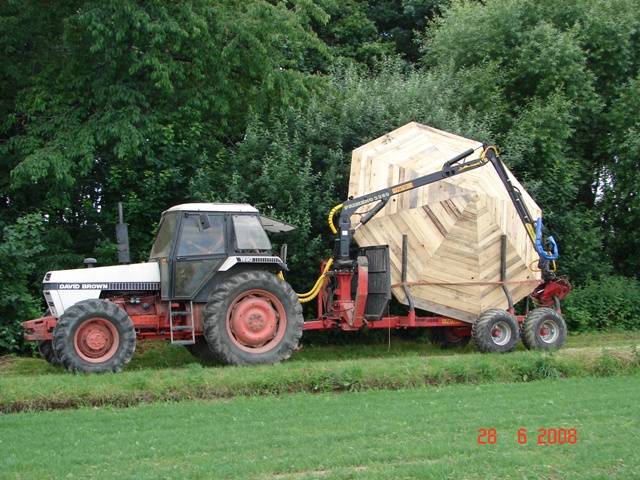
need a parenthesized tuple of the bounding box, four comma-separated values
(199, 214, 210, 230)
(279, 243, 288, 264)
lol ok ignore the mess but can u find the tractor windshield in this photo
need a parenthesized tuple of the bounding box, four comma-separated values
(149, 213, 178, 259)
(233, 215, 271, 251)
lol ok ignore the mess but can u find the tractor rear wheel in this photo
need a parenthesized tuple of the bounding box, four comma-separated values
(52, 299, 136, 373)
(38, 340, 61, 366)
(184, 338, 221, 365)
(203, 270, 303, 366)
(427, 327, 471, 348)
(472, 309, 519, 353)
(521, 307, 567, 350)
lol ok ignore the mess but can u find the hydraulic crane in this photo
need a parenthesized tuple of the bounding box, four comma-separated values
(333, 145, 558, 272)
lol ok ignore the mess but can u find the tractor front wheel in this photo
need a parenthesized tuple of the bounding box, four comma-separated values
(521, 307, 567, 350)
(203, 270, 303, 366)
(52, 299, 136, 373)
(472, 309, 519, 353)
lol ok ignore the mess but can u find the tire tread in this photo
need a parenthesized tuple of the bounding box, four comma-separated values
(52, 298, 136, 373)
(203, 270, 303, 366)
(472, 308, 519, 353)
(522, 307, 567, 350)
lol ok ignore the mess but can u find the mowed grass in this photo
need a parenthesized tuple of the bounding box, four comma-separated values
(0, 331, 639, 413)
(1, 375, 639, 479)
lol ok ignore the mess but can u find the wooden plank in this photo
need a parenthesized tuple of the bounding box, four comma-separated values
(349, 122, 542, 321)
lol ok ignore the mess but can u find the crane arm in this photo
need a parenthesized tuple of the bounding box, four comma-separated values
(333, 145, 558, 270)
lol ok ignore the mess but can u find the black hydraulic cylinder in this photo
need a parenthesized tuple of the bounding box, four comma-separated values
(401, 234, 415, 313)
(500, 234, 514, 311)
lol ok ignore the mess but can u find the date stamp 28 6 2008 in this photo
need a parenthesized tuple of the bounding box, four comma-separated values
(477, 428, 578, 446)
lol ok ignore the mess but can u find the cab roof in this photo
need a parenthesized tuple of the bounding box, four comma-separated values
(164, 203, 296, 233)
(165, 203, 258, 214)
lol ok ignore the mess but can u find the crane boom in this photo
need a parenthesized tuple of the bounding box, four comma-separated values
(334, 146, 558, 272)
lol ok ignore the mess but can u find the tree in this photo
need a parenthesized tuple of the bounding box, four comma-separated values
(0, 214, 47, 353)
(195, 61, 492, 290)
(420, 0, 640, 281)
(1, 0, 331, 263)
(603, 75, 640, 277)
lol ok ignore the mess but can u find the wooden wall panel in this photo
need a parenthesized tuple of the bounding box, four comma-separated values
(349, 122, 542, 322)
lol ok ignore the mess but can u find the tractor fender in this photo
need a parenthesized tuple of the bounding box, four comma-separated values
(192, 259, 286, 303)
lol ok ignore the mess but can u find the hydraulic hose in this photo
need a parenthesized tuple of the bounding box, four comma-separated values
(298, 258, 333, 303)
(278, 205, 341, 303)
(278, 258, 334, 304)
(328, 204, 343, 235)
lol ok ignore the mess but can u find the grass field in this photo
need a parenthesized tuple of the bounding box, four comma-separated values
(0, 331, 639, 413)
(4, 331, 639, 376)
(1, 374, 639, 479)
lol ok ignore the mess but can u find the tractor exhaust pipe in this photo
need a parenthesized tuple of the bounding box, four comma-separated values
(116, 202, 131, 264)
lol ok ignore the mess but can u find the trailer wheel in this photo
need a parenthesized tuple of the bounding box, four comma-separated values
(521, 307, 567, 350)
(52, 299, 136, 373)
(203, 270, 303, 366)
(184, 338, 221, 365)
(427, 328, 471, 349)
(38, 340, 61, 366)
(472, 309, 519, 353)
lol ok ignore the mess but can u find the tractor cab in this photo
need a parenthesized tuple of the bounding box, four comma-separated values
(149, 203, 293, 302)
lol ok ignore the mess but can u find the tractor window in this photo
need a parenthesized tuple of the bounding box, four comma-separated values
(233, 215, 271, 251)
(177, 215, 226, 257)
(149, 213, 178, 259)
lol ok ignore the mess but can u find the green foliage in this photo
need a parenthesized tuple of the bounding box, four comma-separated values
(1, 0, 331, 261)
(602, 74, 640, 277)
(563, 276, 640, 331)
(421, 0, 640, 282)
(193, 61, 491, 290)
(0, 214, 47, 352)
(311, 0, 446, 65)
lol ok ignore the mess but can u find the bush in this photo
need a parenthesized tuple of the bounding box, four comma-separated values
(0, 214, 47, 353)
(563, 275, 640, 331)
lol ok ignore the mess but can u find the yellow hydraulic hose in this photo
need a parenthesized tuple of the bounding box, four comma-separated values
(279, 204, 342, 303)
(278, 258, 334, 303)
(297, 258, 333, 303)
(328, 203, 343, 235)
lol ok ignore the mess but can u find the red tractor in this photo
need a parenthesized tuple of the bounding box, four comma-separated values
(23, 146, 571, 373)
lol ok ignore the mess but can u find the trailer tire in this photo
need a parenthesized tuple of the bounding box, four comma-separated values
(38, 340, 61, 366)
(427, 328, 471, 349)
(203, 270, 303, 366)
(521, 308, 567, 350)
(185, 338, 221, 365)
(52, 299, 136, 373)
(472, 309, 519, 353)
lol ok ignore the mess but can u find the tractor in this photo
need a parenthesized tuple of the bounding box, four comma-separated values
(23, 146, 571, 373)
